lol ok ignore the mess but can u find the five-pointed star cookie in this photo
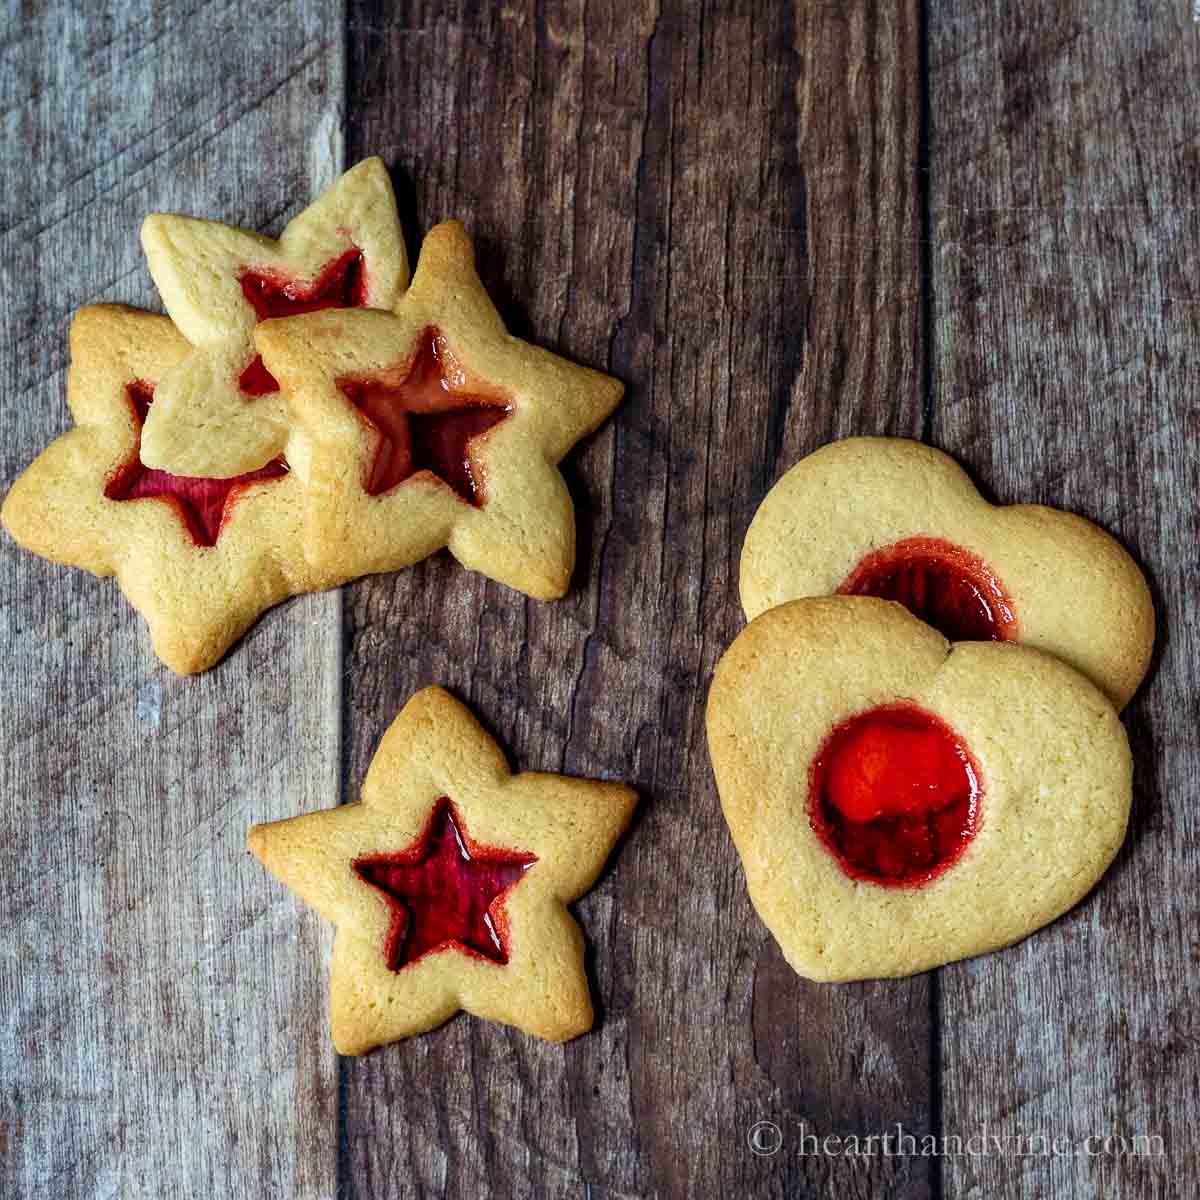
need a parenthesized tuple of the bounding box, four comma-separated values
(247, 686, 637, 1052)
(1, 305, 345, 674)
(253, 220, 624, 600)
(139, 157, 408, 478)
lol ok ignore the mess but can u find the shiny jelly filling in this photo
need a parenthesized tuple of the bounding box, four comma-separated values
(809, 703, 981, 887)
(353, 798, 537, 971)
(339, 327, 512, 505)
(104, 382, 288, 547)
(238, 246, 368, 395)
(837, 536, 1018, 642)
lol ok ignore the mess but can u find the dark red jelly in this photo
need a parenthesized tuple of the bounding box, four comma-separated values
(104, 382, 288, 547)
(237, 354, 279, 397)
(809, 703, 981, 887)
(339, 328, 512, 505)
(238, 247, 368, 395)
(353, 798, 537, 971)
(239, 247, 367, 320)
(838, 536, 1018, 642)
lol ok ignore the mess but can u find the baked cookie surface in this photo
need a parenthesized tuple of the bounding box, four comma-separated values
(247, 686, 636, 1053)
(706, 597, 1132, 981)
(139, 157, 407, 478)
(254, 220, 624, 600)
(740, 437, 1154, 709)
(1, 305, 343, 674)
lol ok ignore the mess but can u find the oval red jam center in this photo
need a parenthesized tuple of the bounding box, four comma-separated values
(353, 798, 536, 971)
(837, 536, 1017, 642)
(338, 327, 512, 506)
(104, 382, 288, 547)
(238, 246, 368, 395)
(809, 703, 981, 887)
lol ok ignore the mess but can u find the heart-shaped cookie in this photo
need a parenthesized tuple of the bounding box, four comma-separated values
(706, 597, 1131, 980)
(740, 438, 1154, 709)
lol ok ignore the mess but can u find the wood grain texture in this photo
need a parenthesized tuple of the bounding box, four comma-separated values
(341, 2, 932, 1197)
(928, 2, 1198, 1196)
(6, 2, 1193, 1198)
(0, 4, 345, 1198)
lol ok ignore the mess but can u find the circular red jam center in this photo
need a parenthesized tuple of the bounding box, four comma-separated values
(838, 536, 1017, 642)
(809, 703, 980, 887)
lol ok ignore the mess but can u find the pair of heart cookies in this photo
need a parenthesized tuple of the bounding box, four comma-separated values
(708, 438, 1153, 981)
(1, 159, 623, 673)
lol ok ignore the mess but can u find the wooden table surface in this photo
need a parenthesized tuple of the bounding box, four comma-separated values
(2, 2, 1196, 1197)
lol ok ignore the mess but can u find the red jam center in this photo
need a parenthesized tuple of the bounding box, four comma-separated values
(240, 247, 366, 320)
(809, 703, 981, 887)
(238, 354, 281, 397)
(238, 246, 368, 395)
(838, 536, 1017, 642)
(353, 798, 537, 971)
(339, 327, 512, 505)
(104, 382, 288, 547)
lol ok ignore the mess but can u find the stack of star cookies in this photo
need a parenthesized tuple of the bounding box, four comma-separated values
(2, 162, 637, 1056)
(707, 437, 1154, 981)
(2, 159, 623, 674)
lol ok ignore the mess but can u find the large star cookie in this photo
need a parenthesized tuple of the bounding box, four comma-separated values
(1, 305, 343, 674)
(247, 687, 636, 1052)
(139, 157, 407, 478)
(740, 437, 1154, 708)
(707, 597, 1132, 981)
(254, 220, 624, 600)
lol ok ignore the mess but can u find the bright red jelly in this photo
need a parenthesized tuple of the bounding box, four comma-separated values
(838, 536, 1017, 642)
(339, 327, 512, 505)
(104, 382, 288, 547)
(238, 247, 368, 395)
(809, 703, 981, 887)
(353, 798, 537, 971)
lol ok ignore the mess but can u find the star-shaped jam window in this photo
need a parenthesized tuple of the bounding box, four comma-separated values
(106, 380, 288, 547)
(247, 686, 637, 1054)
(338, 328, 512, 505)
(1, 306, 342, 675)
(254, 220, 625, 601)
(138, 157, 408, 479)
(353, 798, 537, 969)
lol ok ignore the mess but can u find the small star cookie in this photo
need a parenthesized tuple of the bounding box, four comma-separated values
(707, 597, 1132, 981)
(1, 305, 343, 674)
(740, 437, 1154, 708)
(253, 220, 624, 600)
(139, 157, 407, 478)
(247, 687, 637, 1052)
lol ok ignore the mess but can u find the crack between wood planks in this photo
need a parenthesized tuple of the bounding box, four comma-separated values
(918, 0, 936, 446)
(327, 7, 353, 1197)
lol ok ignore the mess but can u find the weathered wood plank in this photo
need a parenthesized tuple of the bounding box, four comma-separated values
(0, 5, 345, 1198)
(928, 2, 1198, 1195)
(341, 2, 931, 1196)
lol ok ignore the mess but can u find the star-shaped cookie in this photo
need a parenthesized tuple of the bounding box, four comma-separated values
(253, 220, 624, 600)
(139, 157, 408, 478)
(1, 305, 344, 674)
(247, 686, 637, 1052)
